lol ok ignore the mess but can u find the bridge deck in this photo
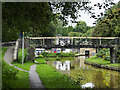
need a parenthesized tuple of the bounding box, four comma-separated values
(34, 45, 116, 49)
(29, 37, 120, 39)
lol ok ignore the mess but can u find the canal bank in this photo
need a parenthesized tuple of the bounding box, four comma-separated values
(85, 56, 120, 72)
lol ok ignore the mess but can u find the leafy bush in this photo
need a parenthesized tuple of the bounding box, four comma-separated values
(97, 48, 110, 61)
(47, 53, 56, 57)
(97, 49, 105, 58)
(17, 48, 28, 63)
(55, 56, 61, 60)
(42, 52, 75, 57)
(2, 60, 18, 89)
(37, 55, 44, 58)
(46, 58, 51, 61)
(41, 52, 49, 57)
(56, 53, 61, 56)
(116, 45, 120, 63)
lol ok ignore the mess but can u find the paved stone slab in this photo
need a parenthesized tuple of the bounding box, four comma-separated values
(29, 65, 45, 88)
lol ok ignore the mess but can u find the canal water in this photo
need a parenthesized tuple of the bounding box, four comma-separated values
(48, 56, 120, 88)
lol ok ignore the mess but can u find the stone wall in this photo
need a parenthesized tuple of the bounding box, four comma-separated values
(27, 46, 35, 61)
(18, 38, 30, 49)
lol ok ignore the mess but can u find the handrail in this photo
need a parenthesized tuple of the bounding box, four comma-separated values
(28, 37, 120, 39)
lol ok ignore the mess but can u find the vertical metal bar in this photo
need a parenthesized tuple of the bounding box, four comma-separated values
(96, 38, 97, 46)
(59, 38, 60, 46)
(70, 38, 71, 45)
(22, 32, 24, 66)
(73, 38, 75, 45)
(100, 38, 101, 45)
(43, 38, 44, 46)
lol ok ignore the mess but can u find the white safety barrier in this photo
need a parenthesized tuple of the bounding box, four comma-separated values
(13, 39, 20, 61)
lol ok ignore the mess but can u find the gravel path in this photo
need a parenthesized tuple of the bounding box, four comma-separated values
(29, 65, 45, 88)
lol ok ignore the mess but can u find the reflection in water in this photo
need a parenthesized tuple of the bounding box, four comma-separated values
(70, 56, 120, 88)
(49, 56, 120, 88)
(56, 61, 70, 70)
(81, 82, 94, 89)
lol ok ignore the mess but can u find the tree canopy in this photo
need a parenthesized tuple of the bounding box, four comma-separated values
(2, 1, 116, 42)
(93, 1, 120, 37)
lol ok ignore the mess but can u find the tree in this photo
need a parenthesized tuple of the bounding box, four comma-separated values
(68, 32, 81, 37)
(2, 2, 55, 41)
(82, 28, 95, 37)
(93, 2, 120, 37)
(73, 21, 87, 33)
(2, 1, 116, 42)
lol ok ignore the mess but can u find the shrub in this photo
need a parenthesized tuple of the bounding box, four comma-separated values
(46, 58, 51, 61)
(2, 60, 18, 89)
(56, 53, 62, 56)
(41, 52, 48, 57)
(42, 52, 75, 57)
(55, 56, 61, 60)
(37, 55, 44, 58)
(116, 45, 120, 63)
(97, 49, 105, 58)
(17, 48, 28, 63)
(47, 53, 56, 57)
(97, 48, 110, 61)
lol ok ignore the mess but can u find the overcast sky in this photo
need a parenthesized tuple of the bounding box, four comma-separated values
(67, 0, 120, 27)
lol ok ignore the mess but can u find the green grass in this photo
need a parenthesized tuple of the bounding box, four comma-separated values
(12, 70, 30, 88)
(36, 64, 81, 88)
(2, 47, 8, 59)
(45, 57, 75, 62)
(2, 47, 30, 89)
(12, 61, 35, 71)
(75, 53, 85, 56)
(85, 56, 120, 67)
(35, 58, 46, 64)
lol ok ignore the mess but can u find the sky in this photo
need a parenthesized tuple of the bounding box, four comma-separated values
(67, 0, 120, 27)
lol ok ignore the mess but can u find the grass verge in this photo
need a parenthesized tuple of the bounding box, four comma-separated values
(2, 47, 8, 59)
(12, 70, 30, 88)
(85, 56, 120, 67)
(2, 47, 30, 89)
(35, 58, 46, 64)
(36, 64, 81, 88)
(45, 57, 75, 62)
(12, 61, 35, 71)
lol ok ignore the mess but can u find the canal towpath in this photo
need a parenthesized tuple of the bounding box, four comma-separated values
(3, 46, 45, 88)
